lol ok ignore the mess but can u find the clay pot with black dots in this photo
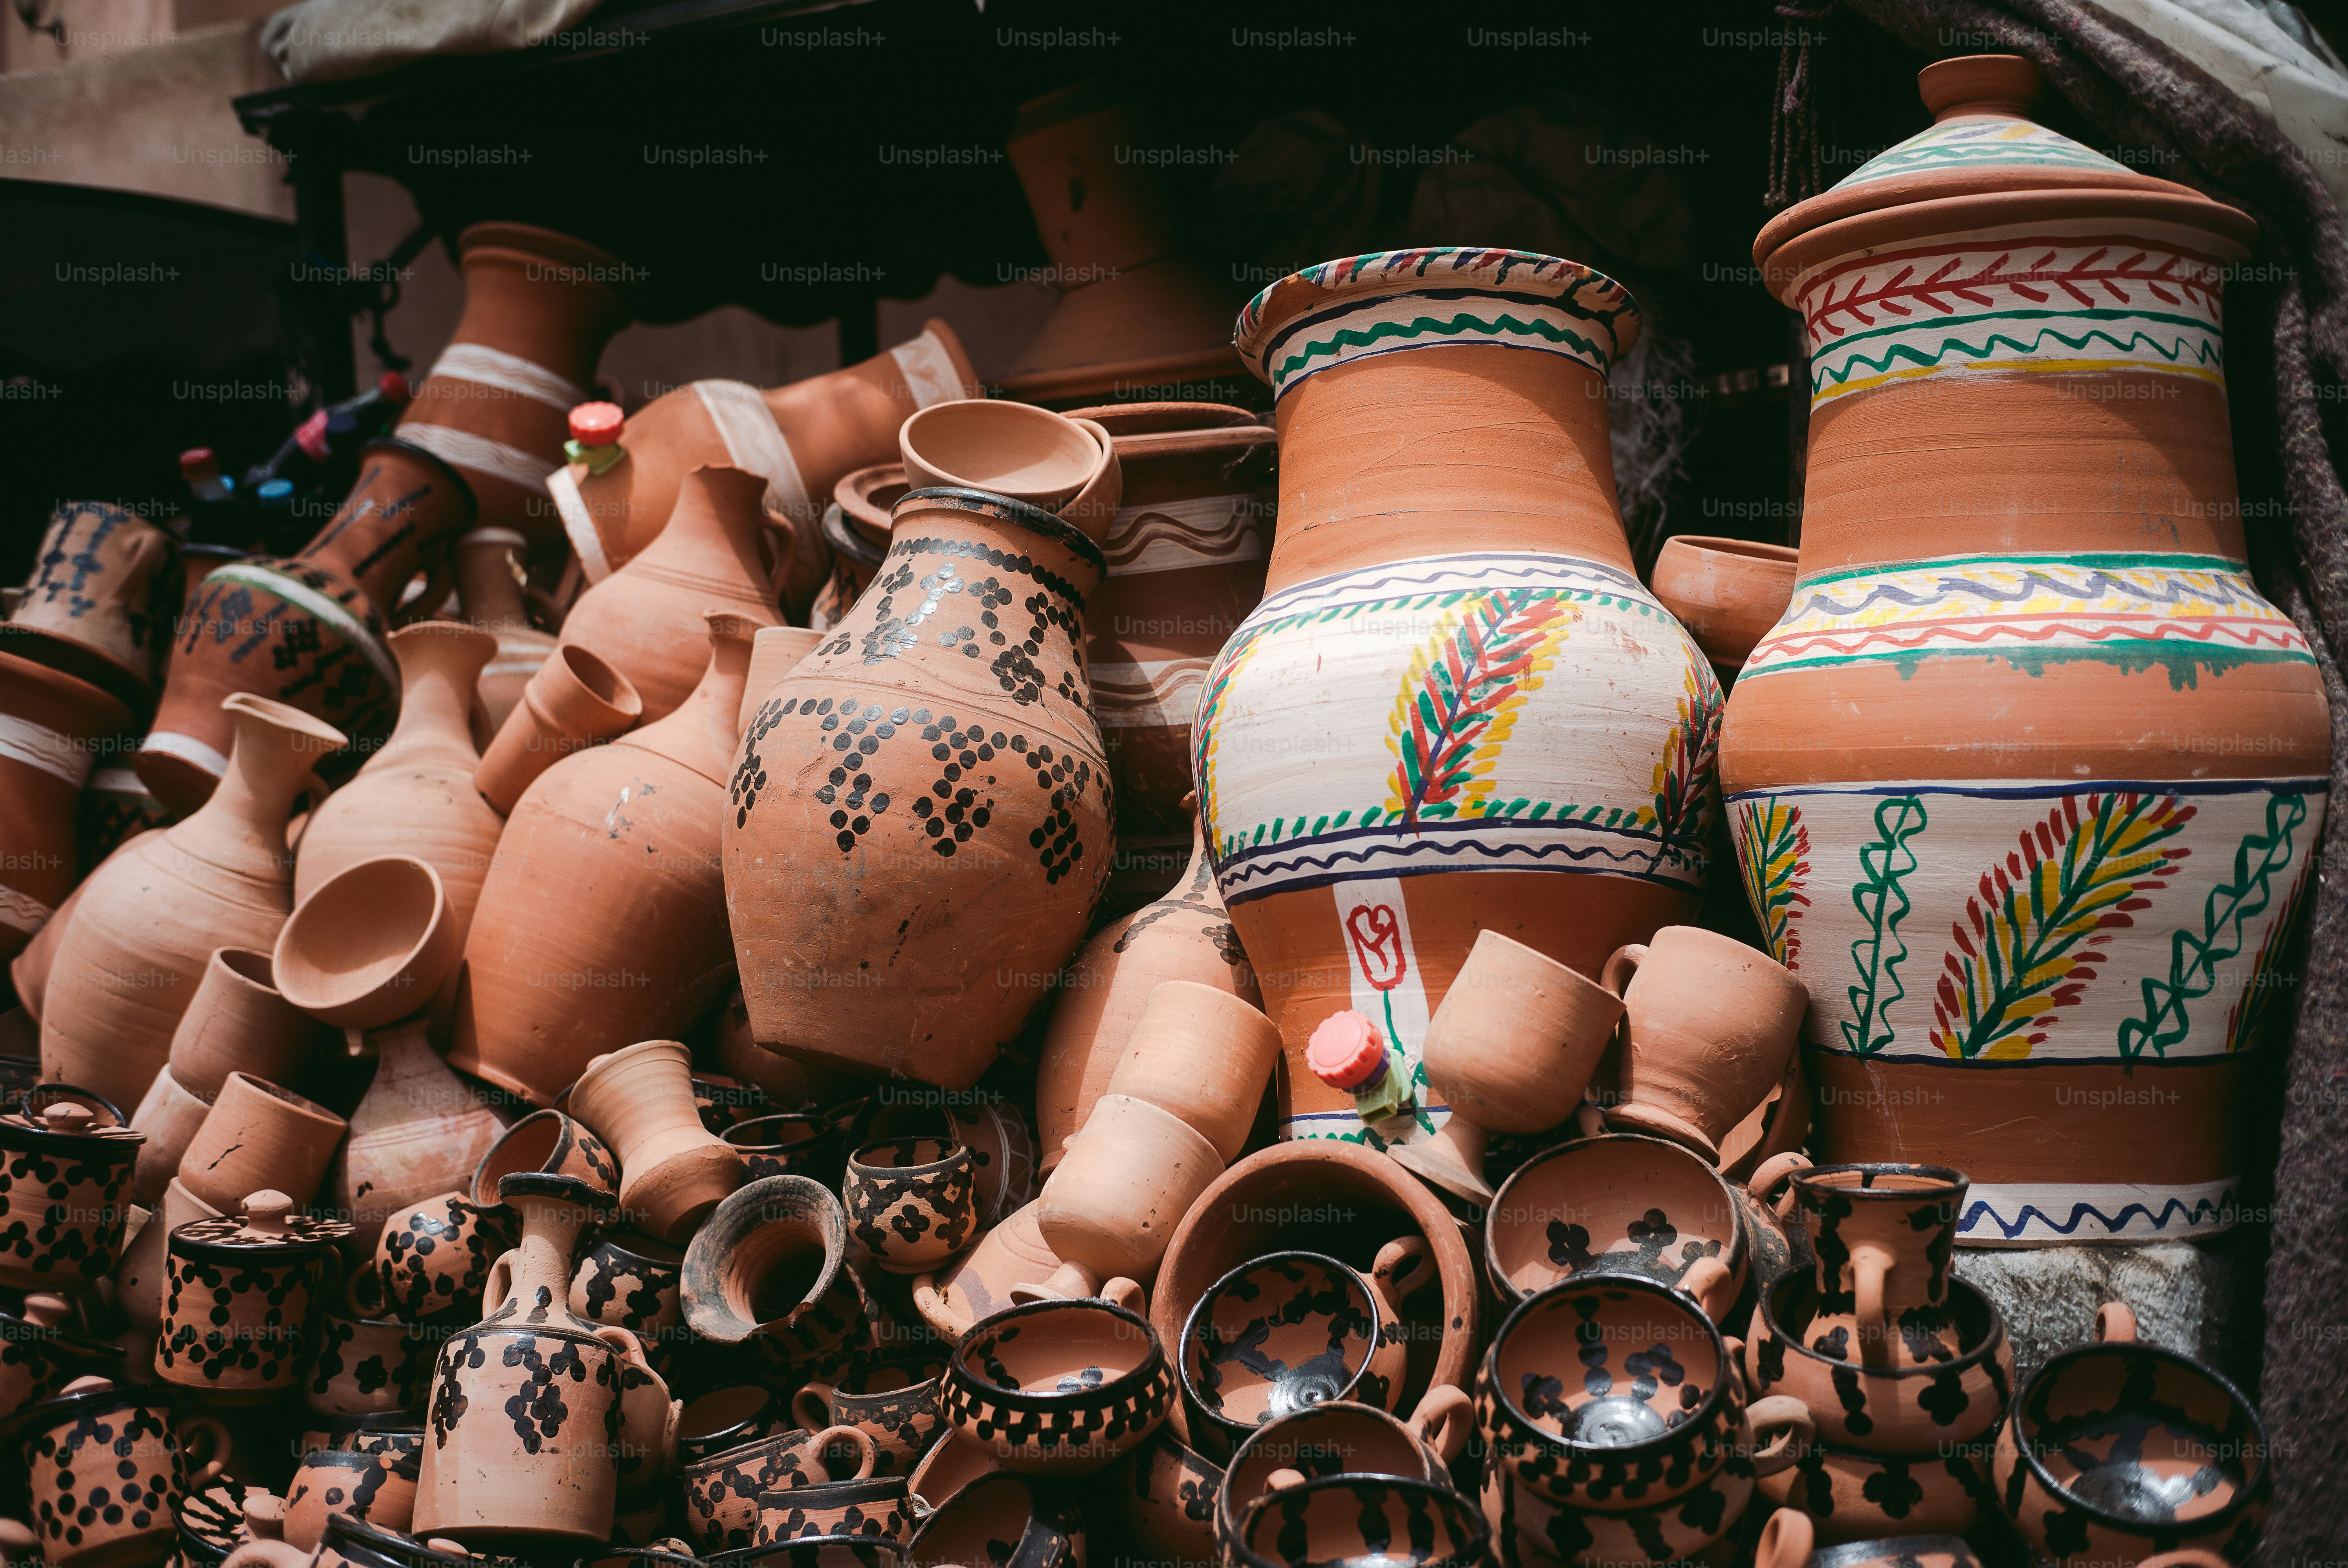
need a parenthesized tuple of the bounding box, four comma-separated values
(0, 1086, 143, 1293)
(941, 1296, 1173, 1477)
(158, 1190, 354, 1405)
(907, 1471, 1082, 1568)
(13, 1374, 202, 1568)
(682, 1176, 873, 1377)
(841, 1137, 978, 1276)
(725, 487, 1114, 1093)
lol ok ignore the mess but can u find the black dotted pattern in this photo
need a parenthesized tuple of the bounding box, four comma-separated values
(375, 1195, 521, 1324)
(0, 1128, 138, 1288)
(157, 1249, 327, 1396)
(23, 1394, 183, 1559)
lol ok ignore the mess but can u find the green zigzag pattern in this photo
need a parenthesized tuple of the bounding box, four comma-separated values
(1272, 311, 1612, 387)
(1813, 324, 2225, 396)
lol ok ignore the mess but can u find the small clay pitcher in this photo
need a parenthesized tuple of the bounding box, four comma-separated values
(1102, 980, 1280, 1164)
(907, 1472, 1080, 1568)
(1178, 1252, 1390, 1463)
(1482, 1132, 1752, 1317)
(1787, 1163, 1968, 1370)
(842, 1138, 978, 1276)
(14, 1374, 198, 1568)
(1229, 1475, 1486, 1568)
(1601, 925, 1808, 1161)
(176, 1072, 347, 1213)
(1019, 1094, 1222, 1301)
(681, 1426, 877, 1556)
(792, 1360, 947, 1478)
(159, 1189, 352, 1403)
(570, 1039, 749, 1243)
(1392, 929, 1623, 1203)
(286, 1447, 418, 1550)
(0, 1088, 142, 1291)
(473, 641, 642, 815)
(373, 1189, 521, 1324)
(682, 1177, 871, 1376)
(166, 948, 317, 1105)
(1743, 1270, 2014, 1451)
(942, 1297, 1172, 1477)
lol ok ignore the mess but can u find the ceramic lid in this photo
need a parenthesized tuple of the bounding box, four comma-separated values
(0, 1088, 142, 1154)
(1754, 54, 2255, 276)
(171, 1190, 354, 1259)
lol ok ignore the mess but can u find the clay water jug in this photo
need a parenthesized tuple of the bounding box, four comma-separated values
(167, 948, 318, 1103)
(1788, 1163, 1968, 1368)
(0, 651, 132, 962)
(1203, 249, 1717, 1147)
(547, 321, 978, 584)
(454, 528, 557, 733)
(138, 440, 468, 814)
(1035, 812, 1259, 1168)
(453, 615, 751, 1105)
(394, 222, 631, 550)
(10, 500, 175, 707)
(1723, 55, 2330, 1245)
(42, 695, 347, 1110)
(295, 623, 507, 967)
(726, 488, 1113, 1090)
(558, 465, 782, 722)
(472, 643, 641, 815)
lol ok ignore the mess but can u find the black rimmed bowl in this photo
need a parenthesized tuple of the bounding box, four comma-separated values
(943, 1297, 1172, 1477)
(1179, 1251, 1388, 1462)
(905, 1471, 1081, 1568)
(1745, 1270, 2012, 1450)
(1230, 1474, 1486, 1568)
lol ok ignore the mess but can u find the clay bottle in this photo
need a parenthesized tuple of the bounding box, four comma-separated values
(331, 1018, 507, 1259)
(455, 528, 558, 733)
(41, 696, 346, 1111)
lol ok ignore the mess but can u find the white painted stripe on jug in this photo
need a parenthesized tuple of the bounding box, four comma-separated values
(0, 713, 91, 786)
(546, 464, 614, 584)
(893, 329, 970, 408)
(427, 343, 587, 411)
(0, 885, 52, 937)
(139, 729, 230, 781)
(694, 380, 811, 524)
(398, 421, 558, 495)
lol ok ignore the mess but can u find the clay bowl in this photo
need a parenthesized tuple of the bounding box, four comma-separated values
(1994, 1338, 2267, 1564)
(842, 1138, 978, 1276)
(682, 1426, 879, 1557)
(1484, 1133, 1750, 1317)
(905, 1472, 1081, 1568)
(708, 1536, 906, 1568)
(1759, 1437, 1988, 1546)
(469, 1108, 617, 1204)
(1229, 1474, 1487, 1568)
(898, 400, 1103, 512)
(1649, 535, 1801, 675)
(834, 466, 909, 553)
(1212, 1400, 1452, 1555)
(1482, 1454, 1754, 1567)
(1745, 1272, 2014, 1450)
(792, 1359, 947, 1478)
(272, 855, 459, 1030)
(943, 1297, 1172, 1476)
(1178, 1252, 1385, 1462)
(726, 1114, 840, 1183)
(1479, 1274, 1747, 1509)
(677, 1385, 793, 1468)
(751, 1475, 910, 1546)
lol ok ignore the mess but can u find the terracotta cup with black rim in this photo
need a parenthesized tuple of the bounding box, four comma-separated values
(793, 1359, 947, 1477)
(943, 1297, 1172, 1477)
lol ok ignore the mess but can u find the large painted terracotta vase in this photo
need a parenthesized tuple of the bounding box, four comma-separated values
(1723, 55, 2330, 1245)
(1201, 248, 1721, 1144)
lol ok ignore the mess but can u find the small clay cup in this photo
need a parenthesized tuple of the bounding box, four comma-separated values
(1178, 1252, 1388, 1462)
(285, 1447, 418, 1550)
(1019, 1094, 1221, 1301)
(906, 1471, 1081, 1568)
(1109, 1426, 1219, 1568)
(1483, 1132, 1750, 1317)
(1212, 1396, 1468, 1557)
(793, 1359, 947, 1478)
(724, 1114, 840, 1184)
(176, 1073, 346, 1213)
(373, 1189, 521, 1323)
(842, 1139, 978, 1276)
(302, 1307, 434, 1418)
(1601, 925, 1807, 1162)
(469, 1107, 618, 1204)
(1649, 535, 1801, 678)
(943, 1296, 1172, 1477)
(131, 1066, 215, 1205)
(1229, 1474, 1486, 1568)
(571, 1227, 686, 1359)
(898, 401, 1103, 512)
(1744, 1271, 2014, 1450)
(570, 1040, 748, 1244)
(682, 1426, 878, 1557)
(475, 642, 642, 814)
(1788, 1163, 1968, 1370)
(1103, 980, 1281, 1164)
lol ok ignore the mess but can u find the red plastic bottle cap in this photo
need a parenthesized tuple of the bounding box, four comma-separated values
(569, 401, 624, 445)
(1306, 1010, 1387, 1090)
(378, 370, 412, 404)
(179, 447, 218, 480)
(294, 410, 332, 461)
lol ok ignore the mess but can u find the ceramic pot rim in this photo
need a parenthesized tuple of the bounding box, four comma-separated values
(821, 502, 886, 570)
(1, 1380, 176, 1444)
(1656, 535, 1801, 567)
(1809, 1537, 1975, 1568)
(2, 1081, 136, 1154)
(453, 1318, 624, 1355)
(2007, 1339, 2269, 1532)
(685, 1176, 849, 1346)
(836, 1358, 946, 1395)
(1484, 1273, 1732, 1460)
(327, 1411, 427, 1437)
(297, 1447, 387, 1471)
(728, 1115, 834, 1155)
(1789, 1162, 1969, 1203)
(890, 487, 1108, 578)
(1214, 1404, 1434, 1535)
(360, 436, 479, 520)
(755, 1475, 909, 1507)
(679, 1427, 805, 1486)
(470, 1109, 590, 1207)
(908, 1470, 1076, 1568)
(949, 1297, 1164, 1412)
(596, 1551, 704, 1568)
(496, 1170, 620, 1215)
(321, 1511, 477, 1568)
(846, 1137, 968, 1179)
(589, 1227, 685, 1268)
(1481, 1132, 1749, 1304)
(1229, 1473, 1488, 1568)
(1179, 1250, 1382, 1429)
(1755, 1272, 2006, 1381)
(706, 1535, 908, 1568)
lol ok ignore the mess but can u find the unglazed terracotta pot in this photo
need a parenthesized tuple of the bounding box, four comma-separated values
(11, 500, 176, 707)
(116, 1174, 218, 1336)
(0, 1090, 142, 1292)
(139, 441, 468, 814)
(794, 1360, 947, 1479)
(943, 1296, 1173, 1476)
(454, 616, 750, 1105)
(15, 1376, 192, 1568)
(842, 1137, 977, 1275)
(324, 1018, 504, 1260)
(43, 695, 346, 1110)
(1787, 1165, 1965, 1370)
(394, 223, 630, 550)
(129, 1066, 213, 1206)
(908, 1472, 1080, 1568)
(1036, 814, 1260, 1169)
(682, 1427, 878, 1555)
(1601, 926, 1807, 1162)
(726, 489, 1113, 1090)
(471, 1107, 618, 1204)
(569, 1040, 748, 1242)
(454, 528, 558, 735)
(1393, 929, 1623, 1203)
(294, 624, 506, 969)
(548, 321, 977, 584)
(558, 466, 783, 723)
(1232, 1475, 1487, 1568)
(167, 949, 317, 1105)
(160, 1190, 353, 1404)
(897, 402, 1110, 516)
(0, 652, 132, 962)
(1744, 1272, 2012, 1451)
(1650, 537, 1802, 683)
(274, 855, 463, 1031)
(570, 1227, 685, 1365)
(1212, 1398, 1464, 1559)
(1020, 1094, 1221, 1301)
(1481, 1453, 1755, 1568)
(176, 1071, 346, 1211)
(1727, 53, 2331, 1246)
(285, 1447, 419, 1550)
(682, 1177, 869, 1374)
(742, 627, 825, 736)
(1209, 249, 1715, 1147)
(1482, 1134, 1752, 1317)
(301, 1306, 432, 1419)
(473, 640, 642, 814)
(1102, 981, 1279, 1165)
(1000, 87, 1245, 405)
(1177, 1251, 1398, 1462)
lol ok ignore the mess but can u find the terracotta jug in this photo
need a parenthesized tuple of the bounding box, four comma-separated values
(11, 500, 175, 706)
(1391, 929, 1623, 1203)
(999, 86, 1246, 405)
(138, 440, 467, 814)
(557, 465, 783, 722)
(1058, 404, 1275, 911)
(740, 626, 824, 736)
(1601, 925, 1807, 1161)
(416, 1172, 673, 1549)
(1649, 535, 1801, 684)
(547, 321, 977, 583)
(454, 528, 558, 733)
(568, 1039, 748, 1242)
(452, 614, 750, 1105)
(295, 623, 507, 966)
(0, 651, 132, 962)
(394, 222, 631, 550)
(1018, 1093, 1222, 1301)
(167, 948, 317, 1104)
(1724, 54, 2331, 1246)
(1204, 249, 1717, 1148)
(725, 488, 1113, 1090)
(42, 694, 347, 1110)
(1102, 981, 1280, 1163)
(327, 1018, 505, 1260)
(473, 641, 641, 814)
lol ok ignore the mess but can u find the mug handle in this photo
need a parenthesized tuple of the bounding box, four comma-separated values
(1747, 1152, 1811, 1222)
(791, 1376, 839, 1436)
(808, 1423, 878, 1482)
(178, 1414, 233, 1486)
(1851, 1242, 1896, 1371)
(482, 1249, 517, 1315)
(1721, 1335, 1753, 1402)
(1598, 943, 1647, 1000)
(1101, 1277, 1148, 1315)
(2096, 1302, 2138, 1344)
(1753, 1507, 1816, 1568)
(1408, 1383, 1473, 1467)
(1745, 1395, 1814, 1476)
(1678, 1256, 1735, 1323)
(1370, 1236, 1435, 1312)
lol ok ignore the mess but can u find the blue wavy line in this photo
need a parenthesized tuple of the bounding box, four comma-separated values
(1786, 565, 2271, 620)
(1961, 1193, 2234, 1239)
(1255, 551, 1648, 617)
(1216, 834, 1700, 905)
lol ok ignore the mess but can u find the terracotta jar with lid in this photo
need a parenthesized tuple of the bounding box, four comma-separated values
(159, 1189, 353, 1404)
(1723, 54, 2331, 1245)
(0, 1086, 143, 1292)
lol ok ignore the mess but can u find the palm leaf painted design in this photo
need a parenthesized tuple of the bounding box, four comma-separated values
(1735, 798, 1812, 969)
(1382, 589, 1577, 828)
(1930, 792, 2194, 1061)
(1842, 795, 1928, 1056)
(2225, 853, 2311, 1052)
(1648, 665, 1722, 872)
(2120, 790, 2308, 1061)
